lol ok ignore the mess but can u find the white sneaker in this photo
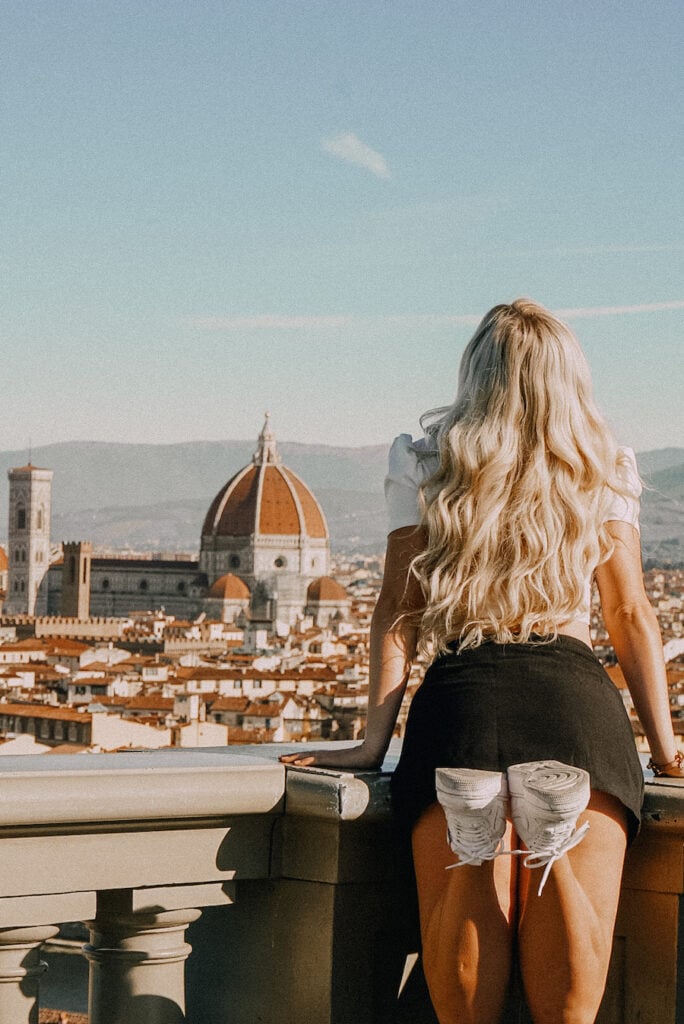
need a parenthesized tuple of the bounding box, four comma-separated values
(507, 760, 591, 895)
(435, 767, 509, 868)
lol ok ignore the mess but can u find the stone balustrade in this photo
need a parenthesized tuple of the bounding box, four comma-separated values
(0, 744, 681, 1024)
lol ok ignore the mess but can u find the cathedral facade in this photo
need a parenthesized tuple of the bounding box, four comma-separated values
(5, 418, 350, 630)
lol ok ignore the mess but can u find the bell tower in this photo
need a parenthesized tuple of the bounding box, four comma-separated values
(5, 463, 54, 615)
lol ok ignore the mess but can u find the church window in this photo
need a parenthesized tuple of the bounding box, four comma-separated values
(177, 581, 186, 593)
(20, 580, 25, 592)
(140, 579, 149, 592)
(102, 578, 110, 590)
(37, 508, 44, 530)
(229, 555, 240, 569)
(16, 507, 26, 531)
(274, 557, 286, 569)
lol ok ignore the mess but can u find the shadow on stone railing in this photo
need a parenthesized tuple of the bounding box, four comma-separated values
(0, 744, 682, 1024)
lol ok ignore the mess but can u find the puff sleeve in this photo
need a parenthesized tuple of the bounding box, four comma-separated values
(384, 434, 436, 534)
(604, 446, 642, 533)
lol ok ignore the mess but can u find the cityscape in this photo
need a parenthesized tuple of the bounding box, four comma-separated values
(0, 417, 682, 765)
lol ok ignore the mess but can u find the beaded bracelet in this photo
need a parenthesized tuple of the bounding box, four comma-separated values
(646, 751, 684, 777)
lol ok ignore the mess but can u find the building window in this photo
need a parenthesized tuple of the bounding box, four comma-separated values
(140, 579, 149, 592)
(102, 578, 110, 590)
(36, 508, 44, 530)
(68, 724, 77, 742)
(16, 507, 26, 531)
(229, 555, 240, 569)
(274, 557, 286, 569)
(177, 581, 186, 593)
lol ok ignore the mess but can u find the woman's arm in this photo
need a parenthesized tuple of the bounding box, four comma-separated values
(594, 521, 679, 769)
(279, 525, 427, 769)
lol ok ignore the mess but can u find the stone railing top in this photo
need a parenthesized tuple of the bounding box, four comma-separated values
(0, 747, 285, 827)
(0, 741, 682, 831)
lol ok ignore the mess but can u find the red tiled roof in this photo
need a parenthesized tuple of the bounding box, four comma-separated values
(202, 457, 327, 540)
(208, 573, 251, 600)
(306, 576, 349, 602)
(0, 703, 92, 722)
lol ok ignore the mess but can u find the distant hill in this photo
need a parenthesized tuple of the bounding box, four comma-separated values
(0, 441, 681, 561)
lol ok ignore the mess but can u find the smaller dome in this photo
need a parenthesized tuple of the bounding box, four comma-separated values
(208, 573, 251, 601)
(0, 546, 7, 572)
(307, 576, 349, 602)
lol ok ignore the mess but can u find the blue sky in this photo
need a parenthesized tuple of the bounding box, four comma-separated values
(3, 0, 682, 453)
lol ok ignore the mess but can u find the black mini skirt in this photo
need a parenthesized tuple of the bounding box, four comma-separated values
(391, 635, 644, 844)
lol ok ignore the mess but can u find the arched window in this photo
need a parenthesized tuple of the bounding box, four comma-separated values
(16, 506, 26, 531)
(229, 555, 241, 569)
(177, 581, 186, 593)
(36, 507, 44, 531)
(140, 579, 149, 592)
(102, 578, 110, 590)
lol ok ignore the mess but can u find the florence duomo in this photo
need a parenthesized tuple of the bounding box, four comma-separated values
(1, 415, 351, 632)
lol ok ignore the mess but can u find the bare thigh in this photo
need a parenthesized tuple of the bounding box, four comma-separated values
(412, 802, 518, 1024)
(518, 790, 628, 1024)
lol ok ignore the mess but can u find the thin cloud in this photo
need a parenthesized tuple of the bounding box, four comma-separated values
(321, 132, 390, 179)
(189, 301, 684, 333)
(191, 315, 354, 331)
(554, 300, 684, 319)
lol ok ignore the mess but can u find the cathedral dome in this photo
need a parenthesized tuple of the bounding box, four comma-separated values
(202, 415, 328, 541)
(207, 573, 250, 600)
(306, 576, 349, 602)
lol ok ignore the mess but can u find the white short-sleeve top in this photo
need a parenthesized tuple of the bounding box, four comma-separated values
(384, 433, 641, 624)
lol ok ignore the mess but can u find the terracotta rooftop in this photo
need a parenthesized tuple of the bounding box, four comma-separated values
(201, 419, 328, 540)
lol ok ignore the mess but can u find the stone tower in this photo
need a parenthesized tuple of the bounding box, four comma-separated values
(61, 541, 92, 618)
(5, 464, 54, 615)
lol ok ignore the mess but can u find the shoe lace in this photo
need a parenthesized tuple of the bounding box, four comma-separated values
(522, 820, 590, 895)
(444, 816, 509, 869)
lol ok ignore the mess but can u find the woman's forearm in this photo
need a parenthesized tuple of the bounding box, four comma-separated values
(604, 601, 677, 765)
(596, 522, 678, 767)
(360, 598, 418, 763)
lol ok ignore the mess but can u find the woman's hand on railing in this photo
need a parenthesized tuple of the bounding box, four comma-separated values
(279, 744, 384, 771)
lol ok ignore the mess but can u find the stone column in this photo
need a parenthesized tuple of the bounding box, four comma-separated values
(85, 894, 201, 1024)
(0, 924, 60, 1024)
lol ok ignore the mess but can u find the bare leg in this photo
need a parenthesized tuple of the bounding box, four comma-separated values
(412, 802, 517, 1024)
(518, 790, 628, 1024)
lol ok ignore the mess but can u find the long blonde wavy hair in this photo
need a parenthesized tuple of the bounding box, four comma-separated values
(412, 298, 637, 655)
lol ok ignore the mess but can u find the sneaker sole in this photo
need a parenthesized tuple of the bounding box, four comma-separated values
(508, 761, 590, 816)
(436, 768, 507, 811)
